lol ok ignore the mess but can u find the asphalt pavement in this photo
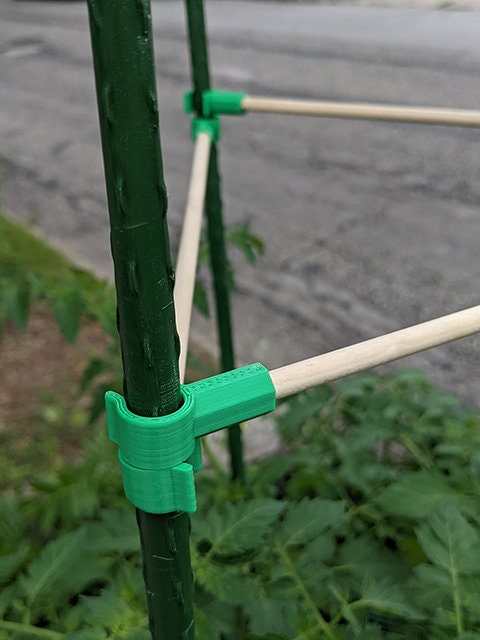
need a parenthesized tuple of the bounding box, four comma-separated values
(1, 0, 480, 409)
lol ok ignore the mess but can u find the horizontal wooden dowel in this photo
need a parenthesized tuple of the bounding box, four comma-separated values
(269, 305, 480, 399)
(242, 96, 480, 128)
(174, 131, 212, 382)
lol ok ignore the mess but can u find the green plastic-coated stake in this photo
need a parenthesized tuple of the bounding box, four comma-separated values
(86, 2, 193, 639)
(185, 0, 245, 482)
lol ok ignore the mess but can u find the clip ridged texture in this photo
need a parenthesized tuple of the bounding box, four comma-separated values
(106, 363, 276, 514)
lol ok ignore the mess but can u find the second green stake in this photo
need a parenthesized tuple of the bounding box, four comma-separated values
(185, 0, 245, 481)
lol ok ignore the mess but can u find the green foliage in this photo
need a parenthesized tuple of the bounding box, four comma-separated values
(3, 368, 480, 638)
(188, 371, 480, 639)
(0, 214, 263, 424)
(2, 213, 480, 637)
(0, 214, 117, 342)
(195, 221, 264, 317)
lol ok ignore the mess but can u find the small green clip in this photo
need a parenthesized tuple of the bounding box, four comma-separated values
(106, 363, 275, 514)
(191, 116, 220, 142)
(184, 90, 246, 117)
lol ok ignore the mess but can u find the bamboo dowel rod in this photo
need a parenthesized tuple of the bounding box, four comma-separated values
(270, 305, 480, 399)
(174, 131, 212, 382)
(242, 96, 480, 128)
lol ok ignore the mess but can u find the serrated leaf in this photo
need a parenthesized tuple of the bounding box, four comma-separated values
(338, 536, 410, 582)
(0, 544, 30, 587)
(0, 584, 15, 618)
(19, 528, 106, 620)
(79, 356, 111, 395)
(67, 586, 147, 631)
(298, 533, 336, 567)
(87, 382, 112, 424)
(194, 601, 238, 640)
(27, 465, 105, 532)
(85, 508, 140, 554)
(414, 563, 451, 588)
(375, 471, 466, 518)
(246, 597, 295, 637)
(0, 495, 27, 552)
(193, 498, 285, 557)
(123, 631, 151, 640)
(462, 581, 480, 617)
(194, 560, 253, 605)
(50, 281, 85, 342)
(416, 507, 480, 576)
(227, 222, 264, 265)
(353, 578, 423, 620)
(409, 563, 452, 615)
(3, 271, 31, 330)
(278, 498, 345, 546)
(65, 629, 106, 640)
(275, 387, 332, 444)
(348, 623, 386, 640)
(193, 280, 209, 317)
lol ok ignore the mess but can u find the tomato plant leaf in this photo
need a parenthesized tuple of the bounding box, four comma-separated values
(375, 471, 467, 518)
(353, 578, 423, 620)
(193, 498, 285, 557)
(278, 497, 345, 546)
(50, 280, 85, 343)
(416, 507, 480, 576)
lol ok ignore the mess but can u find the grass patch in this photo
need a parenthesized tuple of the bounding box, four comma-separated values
(0, 214, 72, 276)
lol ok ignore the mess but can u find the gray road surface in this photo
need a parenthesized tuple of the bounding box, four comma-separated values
(1, 0, 480, 407)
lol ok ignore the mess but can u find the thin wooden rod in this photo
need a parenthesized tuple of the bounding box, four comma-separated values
(175, 131, 212, 382)
(270, 305, 480, 399)
(242, 96, 480, 128)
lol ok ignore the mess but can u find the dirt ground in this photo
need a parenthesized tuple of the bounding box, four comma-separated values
(0, 303, 216, 456)
(0, 305, 109, 465)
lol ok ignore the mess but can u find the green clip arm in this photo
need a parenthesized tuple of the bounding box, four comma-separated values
(184, 90, 246, 117)
(106, 363, 276, 514)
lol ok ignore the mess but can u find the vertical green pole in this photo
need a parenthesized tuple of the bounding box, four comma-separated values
(185, 0, 245, 481)
(87, 2, 194, 638)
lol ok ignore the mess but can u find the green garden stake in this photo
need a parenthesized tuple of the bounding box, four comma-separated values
(185, 0, 245, 482)
(86, 1, 193, 638)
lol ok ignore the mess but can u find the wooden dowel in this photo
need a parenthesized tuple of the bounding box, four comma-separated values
(174, 131, 212, 382)
(242, 96, 480, 128)
(269, 305, 480, 399)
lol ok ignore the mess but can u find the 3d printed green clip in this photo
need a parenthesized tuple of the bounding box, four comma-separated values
(106, 363, 275, 514)
(191, 116, 220, 141)
(184, 90, 246, 117)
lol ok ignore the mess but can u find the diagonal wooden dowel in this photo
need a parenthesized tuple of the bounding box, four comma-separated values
(269, 305, 480, 399)
(174, 131, 212, 382)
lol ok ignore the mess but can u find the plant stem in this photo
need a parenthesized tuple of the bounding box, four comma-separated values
(451, 565, 464, 635)
(201, 437, 228, 477)
(0, 620, 63, 639)
(273, 538, 337, 640)
(398, 434, 432, 469)
(329, 585, 362, 634)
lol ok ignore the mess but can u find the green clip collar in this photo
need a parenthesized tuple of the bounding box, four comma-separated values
(191, 116, 220, 142)
(184, 90, 246, 118)
(106, 363, 275, 514)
